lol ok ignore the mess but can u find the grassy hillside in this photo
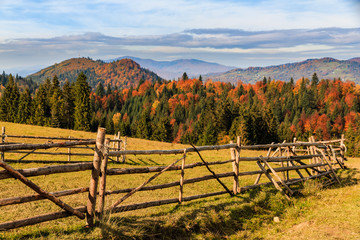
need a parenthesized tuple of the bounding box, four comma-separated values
(27, 58, 163, 89)
(0, 122, 359, 239)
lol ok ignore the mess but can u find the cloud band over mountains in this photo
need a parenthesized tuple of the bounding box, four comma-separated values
(1, 27, 360, 73)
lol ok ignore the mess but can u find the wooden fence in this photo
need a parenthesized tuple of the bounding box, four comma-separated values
(0, 126, 127, 164)
(0, 128, 347, 231)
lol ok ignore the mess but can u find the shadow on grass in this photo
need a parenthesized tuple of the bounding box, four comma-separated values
(2, 225, 95, 240)
(114, 157, 160, 166)
(99, 168, 360, 239)
(99, 187, 289, 240)
(4, 168, 358, 240)
(337, 167, 359, 184)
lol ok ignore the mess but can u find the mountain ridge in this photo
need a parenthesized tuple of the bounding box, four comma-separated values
(106, 56, 235, 79)
(27, 57, 163, 89)
(205, 57, 360, 84)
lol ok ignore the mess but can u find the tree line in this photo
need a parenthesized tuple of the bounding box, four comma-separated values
(0, 72, 359, 156)
(0, 72, 90, 131)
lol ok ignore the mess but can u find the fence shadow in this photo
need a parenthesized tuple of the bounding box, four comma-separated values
(335, 167, 359, 186)
(99, 187, 291, 239)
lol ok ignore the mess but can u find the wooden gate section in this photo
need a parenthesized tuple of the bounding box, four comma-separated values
(0, 130, 102, 231)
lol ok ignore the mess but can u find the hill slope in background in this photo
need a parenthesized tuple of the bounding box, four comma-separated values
(106, 56, 235, 79)
(27, 57, 163, 88)
(206, 57, 360, 84)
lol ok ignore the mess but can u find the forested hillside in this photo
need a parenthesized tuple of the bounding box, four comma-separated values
(0, 71, 38, 94)
(0, 73, 359, 156)
(207, 58, 360, 84)
(27, 57, 163, 89)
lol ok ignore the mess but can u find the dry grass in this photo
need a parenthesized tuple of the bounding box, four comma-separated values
(0, 121, 359, 239)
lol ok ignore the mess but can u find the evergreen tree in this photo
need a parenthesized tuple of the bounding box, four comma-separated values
(95, 82, 105, 97)
(106, 83, 112, 95)
(74, 72, 91, 131)
(152, 117, 172, 142)
(62, 80, 75, 129)
(311, 73, 319, 87)
(182, 72, 189, 80)
(0, 74, 20, 122)
(33, 84, 51, 126)
(17, 88, 32, 124)
(136, 109, 151, 139)
(50, 75, 64, 128)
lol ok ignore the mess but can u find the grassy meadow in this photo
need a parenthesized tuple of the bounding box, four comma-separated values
(0, 121, 359, 239)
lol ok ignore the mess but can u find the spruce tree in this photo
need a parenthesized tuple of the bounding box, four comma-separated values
(95, 82, 105, 97)
(17, 88, 32, 124)
(136, 109, 151, 139)
(0, 74, 20, 122)
(152, 117, 172, 142)
(50, 75, 64, 128)
(62, 80, 75, 129)
(33, 84, 51, 126)
(74, 72, 91, 131)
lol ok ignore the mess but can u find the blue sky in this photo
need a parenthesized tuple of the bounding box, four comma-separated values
(1, 0, 360, 75)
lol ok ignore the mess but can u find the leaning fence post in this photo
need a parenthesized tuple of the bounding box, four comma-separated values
(179, 149, 186, 204)
(1, 127, 5, 162)
(97, 138, 110, 220)
(86, 127, 106, 227)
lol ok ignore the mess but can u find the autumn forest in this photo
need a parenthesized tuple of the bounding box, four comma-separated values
(1, 65, 360, 157)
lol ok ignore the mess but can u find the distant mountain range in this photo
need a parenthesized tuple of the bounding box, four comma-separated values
(27, 57, 162, 89)
(205, 57, 360, 84)
(26, 57, 360, 89)
(106, 56, 235, 79)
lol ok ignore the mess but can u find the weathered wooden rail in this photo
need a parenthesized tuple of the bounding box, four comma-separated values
(0, 128, 347, 231)
(0, 126, 126, 163)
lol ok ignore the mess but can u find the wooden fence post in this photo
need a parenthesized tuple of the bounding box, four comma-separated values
(230, 141, 236, 194)
(116, 132, 120, 162)
(232, 137, 240, 194)
(122, 136, 127, 163)
(86, 127, 106, 227)
(179, 149, 186, 204)
(1, 127, 5, 162)
(97, 138, 110, 220)
(68, 136, 71, 162)
(340, 134, 345, 164)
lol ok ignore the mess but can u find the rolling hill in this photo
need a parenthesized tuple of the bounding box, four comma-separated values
(27, 57, 163, 88)
(106, 56, 235, 79)
(206, 57, 360, 84)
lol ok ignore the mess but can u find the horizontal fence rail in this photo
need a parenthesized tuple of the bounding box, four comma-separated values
(0, 162, 93, 180)
(108, 141, 341, 156)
